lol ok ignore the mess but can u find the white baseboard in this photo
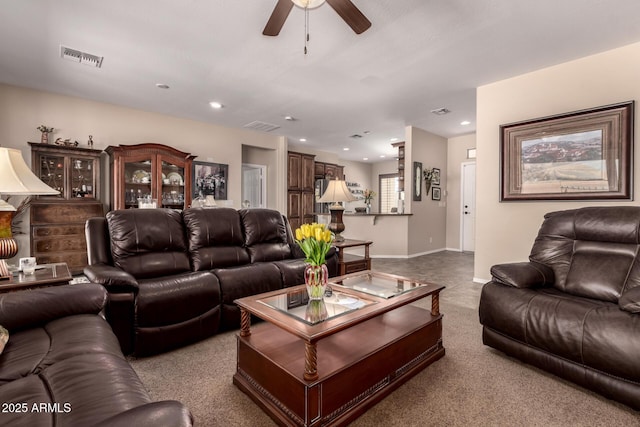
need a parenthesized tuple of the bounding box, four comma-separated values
(473, 277, 489, 284)
(369, 248, 447, 259)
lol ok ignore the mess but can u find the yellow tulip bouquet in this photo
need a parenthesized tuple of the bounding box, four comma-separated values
(294, 223, 334, 299)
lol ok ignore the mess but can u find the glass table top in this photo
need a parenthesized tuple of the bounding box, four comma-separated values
(337, 271, 427, 299)
(258, 287, 377, 325)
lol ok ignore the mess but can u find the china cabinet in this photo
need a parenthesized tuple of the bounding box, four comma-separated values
(28, 142, 104, 275)
(106, 143, 195, 210)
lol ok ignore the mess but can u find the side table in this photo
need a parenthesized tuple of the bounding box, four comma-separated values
(334, 239, 372, 275)
(0, 263, 72, 292)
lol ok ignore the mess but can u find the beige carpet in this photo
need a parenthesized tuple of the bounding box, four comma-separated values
(129, 252, 638, 426)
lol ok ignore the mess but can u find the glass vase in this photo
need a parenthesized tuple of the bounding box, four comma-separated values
(305, 300, 328, 323)
(305, 264, 328, 300)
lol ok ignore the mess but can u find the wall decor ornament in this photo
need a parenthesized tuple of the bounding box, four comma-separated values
(500, 101, 634, 201)
(432, 186, 441, 201)
(423, 167, 439, 195)
(413, 161, 422, 201)
(36, 125, 54, 144)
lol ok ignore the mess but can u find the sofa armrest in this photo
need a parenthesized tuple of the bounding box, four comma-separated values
(619, 286, 640, 313)
(0, 283, 107, 332)
(490, 262, 554, 289)
(84, 264, 139, 293)
(93, 401, 193, 427)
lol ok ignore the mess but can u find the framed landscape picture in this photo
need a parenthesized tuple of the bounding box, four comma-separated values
(500, 101, 634, 201)
(192, 161, 228, 200)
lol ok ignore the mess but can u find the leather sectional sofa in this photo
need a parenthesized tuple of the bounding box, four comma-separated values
(0, 283, 193, 426)
(84, 207, 338, 356)
(479, 206, 640, 410)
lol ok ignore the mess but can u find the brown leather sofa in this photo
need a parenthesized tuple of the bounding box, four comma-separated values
(84, 207, 338, 356)
(0, 283, 193, 426)
(479, 206, 640, 410)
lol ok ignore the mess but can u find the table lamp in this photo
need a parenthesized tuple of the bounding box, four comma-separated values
(0, 147, 60, 279)
(317, 178, 357, 242)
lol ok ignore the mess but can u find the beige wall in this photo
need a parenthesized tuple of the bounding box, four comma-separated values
(406, 126, 448, 255)
(475, 41, 640, 281)
(445, 133, 476, 250)
(0, 83, 285, 210)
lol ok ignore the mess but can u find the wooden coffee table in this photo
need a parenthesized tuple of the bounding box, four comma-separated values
(233, 271, 445, 427)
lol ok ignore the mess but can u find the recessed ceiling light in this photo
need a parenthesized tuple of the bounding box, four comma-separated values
(209, 101, 223, 109)
(390, 137, 398, 142)
(343, 147, 350, 151)
(284, 115, 295, 121)
(156, 83, 170, 89)
(460, 120, 471, 126)
(363, 130, 371, 135)
(363, 157, 369, 161)
(299, 138, 307, 142)
(380, 155, 386, 158)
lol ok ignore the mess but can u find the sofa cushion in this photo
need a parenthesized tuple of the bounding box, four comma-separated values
(0, 315, 124, 386)
(213, 263, 283, 329)
(240, 208, 293, 262)
(530, 206, 640, 302)
(490, 262, 554, 289)
(182, 207, 250, 270)
(135, 271, 220, 327)
(107, 209, 191, 279)
(0, 354, 153, 426)
(564, 241, 636, 303)
(619, 286, 640, 313)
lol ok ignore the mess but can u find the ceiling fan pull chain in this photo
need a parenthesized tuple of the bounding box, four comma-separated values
(304, 7, 309, 55)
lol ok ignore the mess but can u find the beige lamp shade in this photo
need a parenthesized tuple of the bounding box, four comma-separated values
(317, 179, 357, 206)
(0, 147, 60, 278)
(0, 148, 60, 196)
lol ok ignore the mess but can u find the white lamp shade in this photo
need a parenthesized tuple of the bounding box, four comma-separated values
(292, 0, 326, 9)
(318, 179, 357, 203)
(0, 148, 60, 196)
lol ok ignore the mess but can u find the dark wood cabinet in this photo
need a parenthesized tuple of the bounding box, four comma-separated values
(106, 143, 195, 210)
(314, 161, 344, 180)
(28, 142, 104, 275)
(287, 152, 315, 231)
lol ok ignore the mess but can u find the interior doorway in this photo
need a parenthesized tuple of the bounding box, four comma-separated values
(241, 163, 266, 209)
(461, 162, 476, 252)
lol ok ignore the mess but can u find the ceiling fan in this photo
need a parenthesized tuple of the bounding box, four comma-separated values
(263, 0, 371, 36)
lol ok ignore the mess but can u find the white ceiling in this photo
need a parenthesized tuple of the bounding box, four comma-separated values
(2, 0, 640, 162)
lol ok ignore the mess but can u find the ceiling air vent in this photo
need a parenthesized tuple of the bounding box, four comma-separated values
(243, 121, 280, 132)
(430, 107, 451, 115)
(350, 134, 363, 139)
(60, 46, 104, 68)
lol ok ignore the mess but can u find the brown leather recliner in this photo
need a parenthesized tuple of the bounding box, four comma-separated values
(85, 207, 338, 355)
(0, 284, 193, 426)
(479, 206, 640, 410)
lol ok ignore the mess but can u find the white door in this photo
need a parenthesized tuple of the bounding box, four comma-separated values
(241, 164, 266, 208)
(461, 162, 476, 252)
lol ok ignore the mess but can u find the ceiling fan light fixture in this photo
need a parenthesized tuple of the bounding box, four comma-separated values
(292, 0, 325, 9)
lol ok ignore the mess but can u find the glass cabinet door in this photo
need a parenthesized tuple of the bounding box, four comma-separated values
(123, 158, 153, 209)
(36, 154, 65, 196)
(70, 157, 97, 199)
(161, 160, 185, 209)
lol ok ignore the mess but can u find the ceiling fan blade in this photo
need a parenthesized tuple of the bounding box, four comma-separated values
(263, 0, 294, 36)
(325, 0, 371, 34)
